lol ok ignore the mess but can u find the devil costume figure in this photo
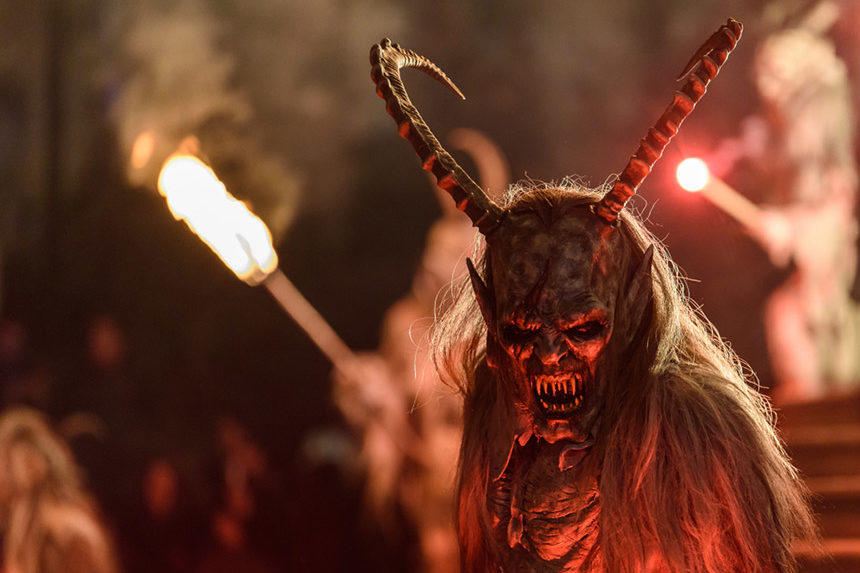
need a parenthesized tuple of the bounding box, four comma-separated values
(370, 19, 816, 573)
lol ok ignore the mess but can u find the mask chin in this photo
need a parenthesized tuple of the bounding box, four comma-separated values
(536, 417, 591, 444)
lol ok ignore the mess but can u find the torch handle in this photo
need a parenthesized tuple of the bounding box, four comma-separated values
(701, 177, 761, 228)
(263, 268, 427, 458)
(262, 268, 357, 374)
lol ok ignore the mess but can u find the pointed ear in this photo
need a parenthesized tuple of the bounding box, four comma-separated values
(467, 257, 495, 326)
(619, 245, 654, 333)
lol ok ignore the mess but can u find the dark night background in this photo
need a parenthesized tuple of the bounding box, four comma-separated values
(1, 0, 858, 570)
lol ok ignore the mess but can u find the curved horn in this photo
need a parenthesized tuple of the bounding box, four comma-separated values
(370, 39, 504, 235)
(595, 18, 743, 223)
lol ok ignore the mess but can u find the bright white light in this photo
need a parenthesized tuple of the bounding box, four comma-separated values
(676, 158, 710, 192)
(158, 154, 278, 285)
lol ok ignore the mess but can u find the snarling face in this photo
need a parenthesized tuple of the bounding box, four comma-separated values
(479, 196, 634, 444)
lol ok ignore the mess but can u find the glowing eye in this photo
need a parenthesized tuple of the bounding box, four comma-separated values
(502, 324, 538, 344)
(565, 321, 605, 340)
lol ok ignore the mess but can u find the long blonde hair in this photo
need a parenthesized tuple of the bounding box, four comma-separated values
(0, 408, 117, 573)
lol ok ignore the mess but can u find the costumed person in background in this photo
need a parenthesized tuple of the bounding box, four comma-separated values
(737, 0, 860, 403)
(0, 408, 118, 573)
(333, 129, 510, 573)
(371, 18, 817, 573)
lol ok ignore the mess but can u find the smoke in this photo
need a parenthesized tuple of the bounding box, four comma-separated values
(109, 0, 299, 241)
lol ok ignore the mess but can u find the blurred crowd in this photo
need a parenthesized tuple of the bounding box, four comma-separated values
(0, 313, 354, 573)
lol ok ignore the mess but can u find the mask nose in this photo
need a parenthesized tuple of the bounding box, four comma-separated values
(533, 332, 565, 366)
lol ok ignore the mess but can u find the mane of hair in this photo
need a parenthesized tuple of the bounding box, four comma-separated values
(431, 180, 818, 572)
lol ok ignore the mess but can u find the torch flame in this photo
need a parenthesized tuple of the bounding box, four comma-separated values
(157, 154, 278, 285)
(676, 157, 710, 192)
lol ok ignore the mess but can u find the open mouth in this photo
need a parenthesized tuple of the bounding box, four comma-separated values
(534, 373, 584, 417)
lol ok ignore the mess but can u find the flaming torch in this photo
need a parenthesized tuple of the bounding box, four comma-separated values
(157, 152, 356, 373)
(676, 157, 761, 228)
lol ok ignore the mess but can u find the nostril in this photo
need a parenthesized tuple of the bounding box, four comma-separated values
(534, 336, 564, 365)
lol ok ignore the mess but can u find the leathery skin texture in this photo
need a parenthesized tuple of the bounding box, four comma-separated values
(472, 195, 637, 570)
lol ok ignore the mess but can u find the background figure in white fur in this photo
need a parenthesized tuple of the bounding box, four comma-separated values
(745, 1, 860, 402)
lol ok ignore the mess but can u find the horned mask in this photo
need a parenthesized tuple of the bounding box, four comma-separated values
(370, 20, 742, 444)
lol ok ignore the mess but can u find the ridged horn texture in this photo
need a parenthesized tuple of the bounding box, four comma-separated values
(595, 18, 743, 224)
(370, 38, 504, 235)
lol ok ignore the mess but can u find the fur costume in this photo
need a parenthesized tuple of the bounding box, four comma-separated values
(370, 18, 817, 572)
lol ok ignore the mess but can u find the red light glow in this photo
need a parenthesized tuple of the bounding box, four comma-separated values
(676, 158, 710, 192)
